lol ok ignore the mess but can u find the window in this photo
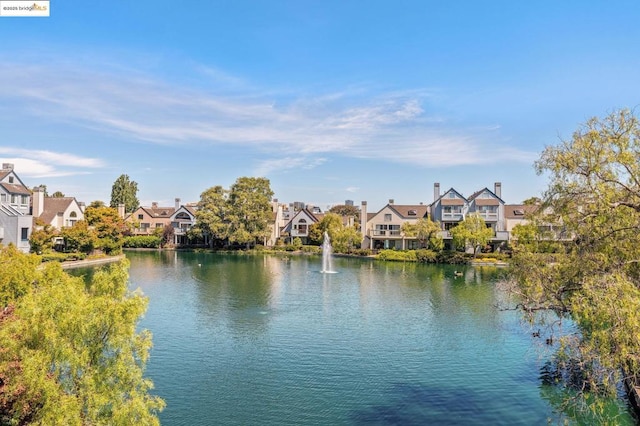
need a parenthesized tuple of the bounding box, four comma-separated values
(448, 192, 456, 198)
(514, 209, 525, 216)
(297, 219, 307, 233)
(8, 177, 14, 183)
(156, 223, 164, 228)
(138, 214, 144, 220)
(21, 227, 29, 241)
(11, 195, 18, 204)
(384, 214, 392, 222)
(21, 195, 28, 205)
(408, 210, 417, 216)
(0, 194, 5, 202)
(70, 211, 77, 218)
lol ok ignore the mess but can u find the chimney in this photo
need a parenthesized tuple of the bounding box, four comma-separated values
(117, 203, 125, 218)
(2, 163, 14, 170)
(389, 199, 394, 205)
(360, 201, 368, 249)
(32, 185, 45, 217)
(175, 198, 181, 210)
(151, 201, 158, 209)
(434, 182, 440, 202)
(494, 182, 502, 199)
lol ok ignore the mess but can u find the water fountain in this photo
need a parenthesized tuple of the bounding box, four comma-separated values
(321, 231, 335, 273)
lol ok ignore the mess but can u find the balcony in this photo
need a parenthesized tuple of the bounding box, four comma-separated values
(441, 213, 463, 220)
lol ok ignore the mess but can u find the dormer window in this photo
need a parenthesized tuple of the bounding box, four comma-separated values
(8, 176, 14, 183)
(408, 210, 417, 216)
(514, 209, 525, 216)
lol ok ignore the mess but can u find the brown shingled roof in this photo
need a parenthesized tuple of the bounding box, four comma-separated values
(504, 204, 538, 219)
(441, 199, 465, 206)
(388, 205, 429, 218)
(0, 182, 31, 195)
(39, 197, 76, 224)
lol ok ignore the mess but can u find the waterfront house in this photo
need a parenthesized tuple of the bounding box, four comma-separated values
(360, 199, 430, 250)
(0, 163, 33, 252)
(430, 182, 508, 251)
(31, 185, 85, 230)
(169, 199, 197, 245)
(125, 202, 176, 235)
(281, 208, 322, 244)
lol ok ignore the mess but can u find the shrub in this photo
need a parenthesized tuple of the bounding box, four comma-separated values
(415, 249, 437, 263)
(302, 245, 322, 254)
(41, 252, 87, 263)
(122, 236, 161, 249)
(377, 250, 418, 262)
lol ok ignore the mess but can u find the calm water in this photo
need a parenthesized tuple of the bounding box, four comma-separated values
(119, 251, 634, 425)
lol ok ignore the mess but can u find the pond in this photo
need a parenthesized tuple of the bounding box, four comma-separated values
(116, 251, 634, 425)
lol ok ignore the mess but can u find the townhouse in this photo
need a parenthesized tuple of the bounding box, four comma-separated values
(0, 163, 33, 252)
(360, 200, 429, 250)
(32, 185, 85, 230)
(124, 201, 177, 235)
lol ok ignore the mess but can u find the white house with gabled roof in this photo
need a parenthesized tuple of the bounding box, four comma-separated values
(0, 163, 33, 252)
(360, 199, 429, 250)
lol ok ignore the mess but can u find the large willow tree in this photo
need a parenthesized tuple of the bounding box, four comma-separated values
(509, 109, 640, 413)
(0, 246, 164, 424)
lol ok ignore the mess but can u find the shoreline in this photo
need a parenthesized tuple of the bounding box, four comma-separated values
(59, 254, 126, 270)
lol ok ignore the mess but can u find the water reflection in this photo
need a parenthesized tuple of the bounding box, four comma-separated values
(120, 251, 635, 425)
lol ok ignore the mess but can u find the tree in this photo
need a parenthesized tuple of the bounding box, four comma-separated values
(84, 205, 126, 255)
(51, 191, 65, 198)
(60, 221, 97, 254)
(401, 218, 444, 251)
(29, 224, 58, 254)
(449, 213, 493, 256)
(508, 109, 640, 413)
(226, 177, 274, 248)
(0, 247, 164, 424)
(329, 204, 360, 219)
(110, 174, 139, 214)
(194, 185, 228, 248)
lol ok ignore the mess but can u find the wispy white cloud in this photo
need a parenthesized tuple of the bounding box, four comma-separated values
(254, 156, 327, 176)
(0, 148, 105, 178)
(345, 186, 359, 193)
(0, 53, 537, 174)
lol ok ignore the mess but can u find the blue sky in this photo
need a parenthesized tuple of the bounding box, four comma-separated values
(2, 1, 640, 212)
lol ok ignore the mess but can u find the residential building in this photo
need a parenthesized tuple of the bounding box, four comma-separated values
(125, 201, 176, 235)
(430, 182, 508, 251)
(169, 198, 197, 245)
(31, 185, 85, 230)
(360, 199, 430, 250)
(0, 163, 33, 252)
(282, 208, 322, 244)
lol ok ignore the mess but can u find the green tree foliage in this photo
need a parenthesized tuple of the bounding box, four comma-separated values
(51, 191, 65, 198)
(194, 185, 228, 247)
(60, 221, 97, 254)
(509, 109, 640, 411)
(0, 247, 163, 424)
(29, 224, 58, 254)
(308, 213, 361, 253)
(328, 204, 360, 219)
(84, 205, 126, 255)
(449, 213, 493, 256)
(401, 218, 444, 251)
(226, 177, 274, 248)
(110, 174, 139, 214)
